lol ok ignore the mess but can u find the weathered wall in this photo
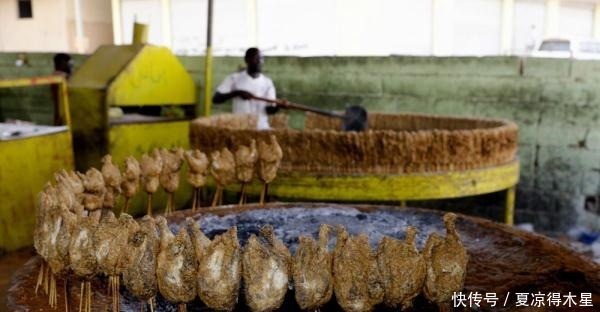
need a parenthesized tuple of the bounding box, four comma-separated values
(2, 52, 600, 234)
(0, 0, 113, 53)
(0, 53, 86, 125)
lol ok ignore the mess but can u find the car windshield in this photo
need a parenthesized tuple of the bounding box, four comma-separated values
(539, 40, 570, 52)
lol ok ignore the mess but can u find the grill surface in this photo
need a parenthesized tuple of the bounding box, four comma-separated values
(8, 203, 600, 311)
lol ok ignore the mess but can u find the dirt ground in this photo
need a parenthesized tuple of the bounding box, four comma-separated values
(0, 247, 36, 312)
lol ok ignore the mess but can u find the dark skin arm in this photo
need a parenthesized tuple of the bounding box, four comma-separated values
(212, 90, 253, 103)
(212, 90, 280, 114)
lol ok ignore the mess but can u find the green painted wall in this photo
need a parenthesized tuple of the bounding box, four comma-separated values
(2, 51, 599, 233)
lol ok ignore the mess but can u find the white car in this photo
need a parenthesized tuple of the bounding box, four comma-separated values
(530, 38, 600, 60)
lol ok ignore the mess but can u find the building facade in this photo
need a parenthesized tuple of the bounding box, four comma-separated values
(0, 0, 113, 53)
(114, 0, 600, 56)
(1, 0, 600, 56)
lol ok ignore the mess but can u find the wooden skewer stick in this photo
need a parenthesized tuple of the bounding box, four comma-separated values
(438, 302, 451, 312)
(178, 303, 187, 312)
(211, 185, 222, 208)
(49, 273, 57, 308)
(78, 282, 84, 312)
(165, 193, 175, 215)
(191, 189, 198, 212)
(64, 276, 69, 312)
(259, 183, 269, 206)
(44, 264, 50, 295)
(239, 184, 246, 205)
(86, 281, 91, 312)
(147, 193, 153, 216)
(35, 262, 44, 295)
(122, 197, 130, 214)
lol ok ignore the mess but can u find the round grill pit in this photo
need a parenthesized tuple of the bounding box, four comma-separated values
(8, 203, 600, 311)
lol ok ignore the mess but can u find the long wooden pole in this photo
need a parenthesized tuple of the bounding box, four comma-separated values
(203, 0, 214, 117)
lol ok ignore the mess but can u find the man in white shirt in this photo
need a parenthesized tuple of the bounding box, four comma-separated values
(212, 47, 278, 130)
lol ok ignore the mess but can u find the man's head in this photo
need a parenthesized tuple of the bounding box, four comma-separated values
(244, 47, 263, 76)
(53, 53, 72, 75)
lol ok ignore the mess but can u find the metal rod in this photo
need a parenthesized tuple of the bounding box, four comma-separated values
(203, 0, 214, 117)
(251, 95, 344, 119)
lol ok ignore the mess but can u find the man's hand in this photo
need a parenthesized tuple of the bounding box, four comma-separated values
(265, 104, 279, 115)
(233, 90, 254, 100)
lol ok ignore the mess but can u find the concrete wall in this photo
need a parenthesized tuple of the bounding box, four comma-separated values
(65, 0, 114, 53)
(0, 0, 113, 53)
(0, 0, 69, 52)
(2, 51, 600, 233)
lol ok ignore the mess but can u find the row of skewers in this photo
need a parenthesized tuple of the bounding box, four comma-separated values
(33, 136, 283, 312)
(36, 169, 468, 312)
(72, 134, 283, 218)
(34, 135, 468, 312)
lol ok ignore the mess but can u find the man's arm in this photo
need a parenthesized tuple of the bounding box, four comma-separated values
(212, 90, 253, 104)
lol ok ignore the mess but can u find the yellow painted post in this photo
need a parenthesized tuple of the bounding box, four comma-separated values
(132, 22, 149, 44)
(59, 79, 71, 128)
(505, 186, 516, 225)
(204, 46, 213, 116)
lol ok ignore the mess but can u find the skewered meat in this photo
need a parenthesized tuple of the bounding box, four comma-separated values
(48, 205, 76, 274)
(210, 148, 236, 207)
(186, 217, 210, 260)
(101, 155, 122, 209)
(185, 149, 210, 210)
(54, 175, 82, 214)
(141, 149, 163, 215)
(69, 211, 101, 280)
(423, 213, 469, 308)
(333, 226, 383, 312)
(140, 149, 163, 194)
(123, 215, 159, 305)
(159, 148, 185, 214)
(257, 135, 283, 184)
(187, 218, 241, 311)
(121, 156, 141, 198)
(242, 225, 291, 312)
(80, 168, 105, 211)
(54, 170, 84, 203)
(94, 211, 140, 276)
(156, 216, 197, 306)
(377, 226, 426, 310)
(94, 211, 140, 311)
(69, 210, 101, 312)
(41, 202, 77, 308)
(121, 156, 141, 213)
(34, 184, 57, 264)
(210, 148, 236, 187)
(47, 205, 77, 277)
(235, 140, 258, 183)
(159, 147, 185, 193)
(185, 149, 210, 188)
(293, 224, 333, 311)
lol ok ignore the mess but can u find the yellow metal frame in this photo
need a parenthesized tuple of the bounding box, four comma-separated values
(219, 160, 520, 225)
(0, 75, 74, 251)
(0, 75, 71, 127)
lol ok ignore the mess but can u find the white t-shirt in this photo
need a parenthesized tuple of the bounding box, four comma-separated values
(216, 70, 276, 130)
